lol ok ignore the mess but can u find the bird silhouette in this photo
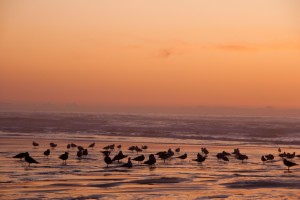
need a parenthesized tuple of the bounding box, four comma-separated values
(44, 149, 50, 158)
(104, 155, 112, 167)
(261, 156, 267, 164)
(283, 159, 298, 172)
(193, 155, 206, 163)
(112, 151, 128, 163)
(32, 141, 39, 147)
(50, 142, 57, 148)
(141, 145, 148, 150)
(77, 150, 83, 158)
(132, 154, 145, 165)
(13, 152, 28, 160)
(71, 143, 77, 148)
(67, 144, 71, 149)
(59, 152, 69, 164)
(144, 154, 156, 166)
(177, 153, 187, 160)
(88, 142, 95, 148)
(122, 157, 133, 168)
(25, 154, 39, 166)
(83, 149, 88, 156)
(175, 148, 180, 153)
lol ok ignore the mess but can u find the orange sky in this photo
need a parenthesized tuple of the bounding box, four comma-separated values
(1, 1, 300, 112)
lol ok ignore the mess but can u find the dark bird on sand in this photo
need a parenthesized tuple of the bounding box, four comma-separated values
(112, 151, 128, 163)
(132, 154, 145, 165)
(83, 149, 88, 156)
(175, 148, 180, 153)
(141, 145, 148, 150)
(278, 147, 281, 152)
(67, 144, 71, 149)
(193, 155, 206, 163)
(88, 142, 95, 148)
(287, 152, 295, 159)
(77, 146, 84, 151)
(201, 147, 209, 155)
(265, 154, 274, 161)
(279, 152, 287, 158)
(144, 154, 156, 166)
(71, 143, 77, 148)
(44, 149, 50, 158)
(13, 152, 28, 160)
(135, 146, 143, 154)
(122, 157, 133, 168)
(216, 152, 229, 162)
(117, 145, 122, 149)
(32, 141, 39, 147)
(25, 154, 39, 166)
(77, 150, 83, 158)
(104, 155, 112, 167)
(50, 142, 57, 148)
(261, 156, 267, 163)
(177, 153, 187, 160)
(283, 159, 298, 172)
(128, 146, 136, 152)
(236, 154, 248, 163)
(59, 152, 69, 164)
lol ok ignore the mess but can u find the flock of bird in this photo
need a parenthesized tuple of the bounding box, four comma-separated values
(13, 141, 299, 172)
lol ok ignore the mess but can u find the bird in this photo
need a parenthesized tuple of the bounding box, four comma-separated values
(175, 148, 180, 153)
(101, 150, 111, 157)
(216, 152, 229, 162)
(104, 155, 112, 167)
(88, 142, 95, 148)
(283, 159, 298, 172)
(265, 154, 274, 161)
(261, 156, 267, 164)
(109, 144, 115, 151)
(221, 156, 229, 162)
(117, 145, 122, 149)
(279, 152, 287, 159)
(71, 143, 77, 148)
(44, 149, 50, 158)
(103, 145, 110, 150)
(67, 144, 71, 149)
(77, 150, 83, 158)
(122, 157, 133, 168)
(77, 146, 84, 151)
(128, 146, 136, 152)
(59, 152, 69, 164)
(278, 147, 281, 152)
(141, 145, 148, 150)
(286, 152, 295, 159)
(13, 152, 28, 160)
(193, 155, 206, 163)
(83, 149, 88, 156)
(132, 155, 145, 165)
(177, 153, 187, 160)
(236, 154, 248, 163)
(25, 154, 39, 166)
(144, 154, 156, 166)
(32, 141, 39, 147)
(50, 142, 57, 148)
(112, 151, 128, 163)
(135, 146, 143, 154)
(201, 147, 209, 155)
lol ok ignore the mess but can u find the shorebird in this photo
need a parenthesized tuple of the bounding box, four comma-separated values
(13, 152, 28, 160)
(67, 144, 71, 149)
(71, 143, 77, 148)
(77, 146, 84, 151)
(59, 152, 69, 164)
(236, 154, 248, 163)
(232, 148, 240, 156)
(88, 143, 95, 148)
(50, 142, 57, 148)
(128, 146, 136, 152)
(279, 152, 287, 159)
(261, 156, 267, 164)
(132, 154, 145, 165)
(193, 155, 206, 163)
(177, 153, 187, 160)
(141, 145, 148, 150)
(287, 152, 295, 159)
(135, 146, 143, 154)
(112, 151, 128, 163)
(201, 147, 209, 155)
(104, 155, 112, 167)
(283, 159, 298, 172)
(216, 153, 229, 162)
(44, 149, 50, 158)
(83, 149, 88, 156)
(101, 150, 111, 157)
(32, 141, 39, 147)
(25, 154, 39, 166)
(175, 148, 180, 153)
(265, 154, 274, 161)
(117, 145, 122, 149)
(77, 150, 83, 158)
(278, 147, 281, 152)
(122, 157, 133, 168)
(103, 145, 110, 150)
(109, 144, 115, 151)
(144, 154, 156, 166)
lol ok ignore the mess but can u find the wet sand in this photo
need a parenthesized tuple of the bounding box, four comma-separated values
(0, 135, 299, 200)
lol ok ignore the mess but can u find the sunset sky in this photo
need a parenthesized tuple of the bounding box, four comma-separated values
(1, 1, 300, 113)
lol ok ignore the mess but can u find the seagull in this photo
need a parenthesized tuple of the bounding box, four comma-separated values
(112, 151, 128, 163)
(283, 159, 298, 172)
(59, 152, 69, 164)
(104, 155, 112, 167)
(88, 142, 95, 148)
(144, 154, 156, 166)
(44, 149, 50, 158)
(132, 154, 145, 165)
(177, 153, 187, 160)
(122, 157, 133, 168)
(32, 141, 39, 147)
(25, 154, 39, 166)
(236, 154, 248, 163)
(13, 152, 28, 160)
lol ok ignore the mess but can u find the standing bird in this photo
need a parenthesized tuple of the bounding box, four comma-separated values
(104, 155, 112, 167)
(67, 144, 71, 149)
(261, 156, 267, 164)
(44, 149, 50, 158)
(83, 149, 88, 157)
(144, 154, 156, 166)
(101, 150, 111, 157)
(77, 150, 83, 158)
(122, 157, 133, 168)
(50, 142, 57, 148)
(32, 141, 39, 147)
(193, 155, 207, 163)
(177, 153, 187, 160)
(132, 155, 145, 165)
(59, 152, 69, 164)
(283, 159, 298, 172)
(135, 146, 143, 154)
(13, 152, 28, 160)
(278, 148, 281, 153)
(25, 154, 39, 166)
(236, 154, 248, 163)
(175, 148, 180, 153)
(128, 146, 136, 152)
(112, 151, 128, 163)
(88, 142, 95, 148)
(201, 147, 209, 155)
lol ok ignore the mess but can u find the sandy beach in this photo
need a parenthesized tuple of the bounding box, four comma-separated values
(0, 135, 299, 200)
